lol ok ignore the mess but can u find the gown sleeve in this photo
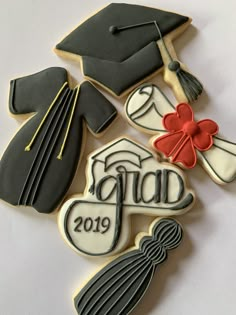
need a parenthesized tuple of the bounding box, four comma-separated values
(9, 67, 68, 115)
(79, 81, 117, 134)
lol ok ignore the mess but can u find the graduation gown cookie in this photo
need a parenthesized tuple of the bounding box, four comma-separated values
(0, 67, 117, 214)
(58, 137, 195, 257)
(55, 3, 203, 103)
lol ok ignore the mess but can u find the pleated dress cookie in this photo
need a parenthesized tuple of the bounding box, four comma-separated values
(0, 67, 117, 213)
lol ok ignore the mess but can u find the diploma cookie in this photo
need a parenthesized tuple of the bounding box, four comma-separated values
(0, 67, 117, 214)
(58, 137, 194, 257)
(54, 3, 203, 103)
(73, 217, 183, 315)
(125, 83, 236, 185)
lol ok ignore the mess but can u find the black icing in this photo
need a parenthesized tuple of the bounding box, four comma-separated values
(0, 67, 117, 213)
(82, 42, 163, 96)
(168, 60, 181, 71)
(64, 138, 194, 256)
(56, 3, 190, 96)
(64, 192, 193, 257)
(63, 138, 194, 256)
(56, 3, 189, 62)
(74, 218, 183, 315)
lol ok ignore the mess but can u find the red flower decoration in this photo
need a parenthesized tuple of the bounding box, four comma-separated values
(153, 103, 219, 168)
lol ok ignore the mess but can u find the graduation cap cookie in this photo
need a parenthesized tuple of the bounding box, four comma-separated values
(58, 137, 195, 257)
(55, 3, 203, 103)
(125, 84, 236, 185)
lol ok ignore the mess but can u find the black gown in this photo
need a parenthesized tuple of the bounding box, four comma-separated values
(0, 67, 117, 213)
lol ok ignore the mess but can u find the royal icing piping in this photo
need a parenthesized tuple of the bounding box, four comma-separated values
(58, 137, 194, 257)
(152, 103, 219, 168)
(73, 218, 183, 315)
(125, 83, 236, 185)
(0, 67, 117, 213)
(55, 3, 203, 102)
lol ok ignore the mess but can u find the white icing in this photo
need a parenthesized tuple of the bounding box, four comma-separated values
(58, 137, 195, 257)
(168, 171, 183, 202)
(214, 137, 236, 154)
(198, 137, 236, 184)
(125, 83, 236, 185)
(125, 84, 175, 134)
(64, 201, 118, 255)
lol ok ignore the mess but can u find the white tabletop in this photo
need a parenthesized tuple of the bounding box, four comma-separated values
(0, 0, 235, 314)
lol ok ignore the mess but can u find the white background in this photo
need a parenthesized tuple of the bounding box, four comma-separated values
(0, 0, 235, 314)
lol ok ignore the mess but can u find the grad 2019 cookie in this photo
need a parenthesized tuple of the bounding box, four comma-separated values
(73, 217, 183, 315)
(0, 67, 117, 214)
(54, 3, 203, 103)
(125, 84, 236, 185)
(58, 137, 195, 257)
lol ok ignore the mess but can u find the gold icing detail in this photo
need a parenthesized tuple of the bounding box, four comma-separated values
(24, 82, 68, 152)
(57, 86, 80, 160)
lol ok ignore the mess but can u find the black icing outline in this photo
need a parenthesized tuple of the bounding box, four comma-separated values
(64, 200, 122, 257)
(9, 80, 17, 113)
(64, 193, 193, 257)
(199, 151, 235, 184)
(18, 86, 72, 205)
(63, 138, 193, 256)
(198, 136, 236, 184)
(125, 83, 174, 133)
(74, 218, 183, 314)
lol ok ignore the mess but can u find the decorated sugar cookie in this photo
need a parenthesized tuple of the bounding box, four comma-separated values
(73, 217, 183, 315)
(0, 67, 117, 214)
(58, 137, 194, 257)
(54, 3, 203, 103)
(125, 84, 236, 185)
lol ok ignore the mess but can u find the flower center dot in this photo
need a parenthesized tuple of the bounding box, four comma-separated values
(183, 121, 200, 136)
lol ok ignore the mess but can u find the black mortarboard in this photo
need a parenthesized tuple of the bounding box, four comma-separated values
(55, 3, 203, 102)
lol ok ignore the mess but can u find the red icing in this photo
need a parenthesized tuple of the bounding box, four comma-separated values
(153, 103, 219, 168)
(183, 121, 199, 136)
